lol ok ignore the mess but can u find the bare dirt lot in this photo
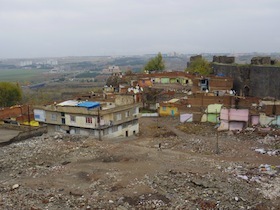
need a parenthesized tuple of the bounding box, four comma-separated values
(0, 117, 279, 209)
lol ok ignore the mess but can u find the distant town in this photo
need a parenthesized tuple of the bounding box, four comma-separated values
(1, 51, 280, 135)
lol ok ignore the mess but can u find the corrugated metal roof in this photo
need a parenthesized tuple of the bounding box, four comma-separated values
(168, 98, 180, 103)
(57, 100, 79, 106)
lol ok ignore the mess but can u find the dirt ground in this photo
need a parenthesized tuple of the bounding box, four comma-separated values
(0, 117, 279, 209)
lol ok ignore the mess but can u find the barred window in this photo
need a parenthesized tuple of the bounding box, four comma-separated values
(86, 117, 92, 124)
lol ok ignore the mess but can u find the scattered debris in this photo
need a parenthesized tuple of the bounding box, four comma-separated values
(12, 184, 19, 190)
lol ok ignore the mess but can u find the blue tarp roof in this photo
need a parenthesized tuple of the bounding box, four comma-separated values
(77, 101, 100, 109)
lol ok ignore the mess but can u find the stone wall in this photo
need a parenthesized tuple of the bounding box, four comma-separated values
(250, 56, 278, 65)
(115, 94, 135, 105)
(212, 64, 280, 99)
(189, 55, 202, 62)
(187, 55, 202, 68)
(251, 57, 271, 65)
(213, 56, 235, 64)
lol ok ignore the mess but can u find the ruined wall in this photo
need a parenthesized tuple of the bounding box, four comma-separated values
(0, 126, 47, 146)
(251, 57, 271, 65)
(212, 64, 280, 99)
(187, 55, 202, 68)
(213, 56, 235, 64)
(115, 94, 135, 105)
(190, 55, 202, 62)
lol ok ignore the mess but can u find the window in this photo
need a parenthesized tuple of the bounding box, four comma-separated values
(112, 126, 118, 132)
(70, 115, 76, 122)
(51, 114, 57, 121)
(200, 79, 207, 85)
(116, 113, 122, 121)
(61, 112, 65, 117)
(86, 117, 93, 124)
(162, 106, 166, 111)
(55, 125, 60, 131)
(133, 107, 139, 115)
(123, 122, 129, 128)
(125, 111, 130, 118)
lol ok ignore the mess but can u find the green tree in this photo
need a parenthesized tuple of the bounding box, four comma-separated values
(144, 52, 165, 72)
(106, 75, 122, 88)
(186, 58, 212, 75)
(0, 82, 22, 107)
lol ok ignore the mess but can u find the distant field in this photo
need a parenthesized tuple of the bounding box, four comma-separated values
(0, 69, 49, 83)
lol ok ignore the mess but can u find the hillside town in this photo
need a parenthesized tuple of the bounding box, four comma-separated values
(0, 54, 280, 209)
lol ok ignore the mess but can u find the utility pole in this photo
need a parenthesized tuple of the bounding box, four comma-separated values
(215, 109, 220, 154)
(216, 131, 220, 154)
(97, 108, 102, 141)
(27, 104, 31, 131)
(27, 105, 30, 125)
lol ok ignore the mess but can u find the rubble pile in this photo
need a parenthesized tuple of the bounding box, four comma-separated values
(253, 134, 280, 156)
(143, 168, 278, 209)
(176, 122, 216, 136)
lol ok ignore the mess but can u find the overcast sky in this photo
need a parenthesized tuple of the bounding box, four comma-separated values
(0, 0, 279, 58)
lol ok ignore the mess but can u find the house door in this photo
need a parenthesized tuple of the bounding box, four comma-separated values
(126, 131, 128, 137)
(244, 86, 250, 97)
(171, 110, 175, 116)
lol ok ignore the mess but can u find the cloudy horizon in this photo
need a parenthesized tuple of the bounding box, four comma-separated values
(0, 0, 279, 58)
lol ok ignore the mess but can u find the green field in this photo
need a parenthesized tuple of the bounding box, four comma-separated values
(0, 69, 49, 83)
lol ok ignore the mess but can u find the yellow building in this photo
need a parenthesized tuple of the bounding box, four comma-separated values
(158, 99, 180, 117)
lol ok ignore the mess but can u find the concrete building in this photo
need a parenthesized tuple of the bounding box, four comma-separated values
(101, 65, 122, 75)
(158, 99, 180, 117)
(19, 60, 33, 67)
(34, 95, 141, 139)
